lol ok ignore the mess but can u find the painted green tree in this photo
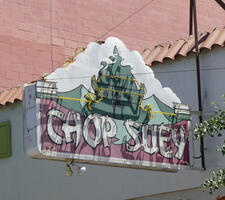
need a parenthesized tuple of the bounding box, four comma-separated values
(194, 94, 225, 193)
(83, 46, 150, 123)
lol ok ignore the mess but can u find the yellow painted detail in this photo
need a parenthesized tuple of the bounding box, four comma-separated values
(97, 74, 141, 88)
(152, 110, 176, 116)
(100, 87, 144, 97)
(58, 96, 89, 102)
(85, 88, 103, 110)
(40, 74, 177, 118)
(139, 104, 153, 120)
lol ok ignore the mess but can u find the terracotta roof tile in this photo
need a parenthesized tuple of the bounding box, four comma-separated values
(0, 47, 86, 107)
(165, 39, 186, 59)
(143, 45, 163, 66)
(178, 39, 192, 56)
(215, 28, 225, 46)
(0, 27, 224, 107)
(0, 86, 23, 106)
(142, 26, 225, 66)
(155, 42, 171, 62)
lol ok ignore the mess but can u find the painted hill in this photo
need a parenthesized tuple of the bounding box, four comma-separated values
(57, 85, 89, 112)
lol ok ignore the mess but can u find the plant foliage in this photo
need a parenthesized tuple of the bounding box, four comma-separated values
(194, 94, 225, 194)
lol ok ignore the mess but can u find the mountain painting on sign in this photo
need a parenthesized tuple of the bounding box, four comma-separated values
(23, 37, 191, 171)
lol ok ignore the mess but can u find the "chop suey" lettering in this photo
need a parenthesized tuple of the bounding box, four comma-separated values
(46, 108, 186, 160)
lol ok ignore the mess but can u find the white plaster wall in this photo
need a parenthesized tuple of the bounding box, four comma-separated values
(152, 47, 225, 170)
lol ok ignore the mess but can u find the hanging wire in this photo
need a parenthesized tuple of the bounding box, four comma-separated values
(44, 66, 225, 81)
(95, 0, 155, 41)
(215, 0, 225, 10)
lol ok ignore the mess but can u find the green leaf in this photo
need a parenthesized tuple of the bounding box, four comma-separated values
(195, 94, 225, 193)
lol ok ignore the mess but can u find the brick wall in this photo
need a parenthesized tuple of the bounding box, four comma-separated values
(0, 0, 224, 91)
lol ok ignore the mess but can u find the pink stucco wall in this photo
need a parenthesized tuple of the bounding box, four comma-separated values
(0, 0, 224, 91)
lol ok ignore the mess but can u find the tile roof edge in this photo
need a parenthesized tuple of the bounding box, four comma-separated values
(0, 85, 23, 107)
(142, 26, 225, 66)
(1, 26, 224, 107)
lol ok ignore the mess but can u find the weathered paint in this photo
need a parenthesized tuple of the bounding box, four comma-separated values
(23, 38, 191, 170)
(1, 46, 225, 200)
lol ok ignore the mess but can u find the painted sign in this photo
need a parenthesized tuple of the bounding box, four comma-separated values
(23, 37, 191, 170)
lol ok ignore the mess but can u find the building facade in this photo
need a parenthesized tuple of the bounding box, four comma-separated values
(0, 0, 225, 91)
(0, 1, 225, 199)
(0, 32, 225, 199)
